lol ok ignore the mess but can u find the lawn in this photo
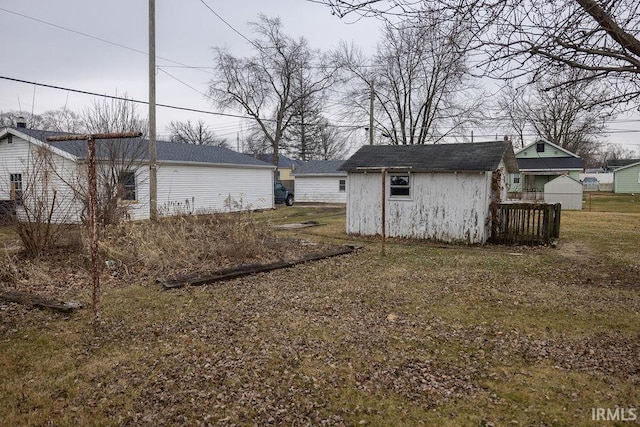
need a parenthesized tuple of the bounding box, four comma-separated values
(0, 198, 638, 425)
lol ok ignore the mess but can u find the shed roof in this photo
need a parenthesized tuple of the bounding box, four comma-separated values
(517, 157, 583, 171)
(293, 160, 347, 176)
(338, 141, 518, 173)
(9, 127, 273, 168)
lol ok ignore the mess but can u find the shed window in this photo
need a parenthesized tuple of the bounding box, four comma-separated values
(339, 179, 346, 192)
(120, 171, 136, 201)
(513, 175, 520, 184)
(390, 174, 410, 197)
(10, 174, 23, 204)
(536, 142, 545, 153)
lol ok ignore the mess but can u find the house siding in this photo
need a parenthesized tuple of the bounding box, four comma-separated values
(294, 176, 347, 203)
(346, 171, 492, 243)
(1, 134, 84, 223)
(614, 163, 640, 194)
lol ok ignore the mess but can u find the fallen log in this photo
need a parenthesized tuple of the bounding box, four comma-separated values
(159, 245, 357, 290)
(0, 290, 83, 313)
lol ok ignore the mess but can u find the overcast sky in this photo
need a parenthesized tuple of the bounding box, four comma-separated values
(1, 1, 638, 152)
(0, 0, 381, 144)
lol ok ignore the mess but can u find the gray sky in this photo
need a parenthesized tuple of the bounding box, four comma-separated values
(1, 1, 638, 152)
(0, 0, 380, 144)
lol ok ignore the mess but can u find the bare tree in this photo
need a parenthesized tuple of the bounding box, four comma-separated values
(1, 110, 46, 129)
(338, 15, 484, 144)
(208, 15, 339, 166)
(71, 97, 148, 225)
(498, 71, 614, 161)
(1, 108, 82, 133)
(167, 119, 229, 147)
(318, 0, 640, 106)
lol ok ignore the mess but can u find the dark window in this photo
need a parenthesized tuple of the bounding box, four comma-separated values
(390, 174, 410, 197)
(9, 174, 23, 204)
(536, 142, 545, 153)
(513, 175, 520, 184)
(120, 171, 136, 201)
(339, 179, 346, 192)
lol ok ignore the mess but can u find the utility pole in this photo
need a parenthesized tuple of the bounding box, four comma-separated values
(369, 79, 374, 145)
(149, 0, 158, 220)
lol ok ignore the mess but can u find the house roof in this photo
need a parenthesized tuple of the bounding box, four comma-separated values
(613, 160, 640, 173)
(517, 157, 584, 171)
(246, 152, 303, 168)
(338, 141, 519, 173)
(516, 139, 581, 158)
(606, 158, 640, 170)
(292, 160, 347, 176)
(7, 127, 273, 168)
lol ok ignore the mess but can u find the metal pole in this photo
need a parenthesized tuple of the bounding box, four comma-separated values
(87, 137, 99, 320)
(381, 168, 386, 256)
(369, 80, 374, 145)
(149, 0, 158, 220)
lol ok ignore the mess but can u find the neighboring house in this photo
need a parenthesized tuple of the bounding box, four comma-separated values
(613, 161, 640, 194)
(543, 175, 583, 210)
(245, 153, 303, 190)
(338, 141, 519, 244)
(0, 126, 275, 223)
(605, 158, 640, 172)
(509, 139, 583, 199)
(292, 160, 347, 203)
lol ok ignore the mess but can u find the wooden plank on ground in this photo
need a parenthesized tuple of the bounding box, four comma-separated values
(0, 290, 82, 313)
(159, 245, 357, 290)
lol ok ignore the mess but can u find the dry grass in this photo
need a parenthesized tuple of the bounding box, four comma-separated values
(0, 202, 638, 425)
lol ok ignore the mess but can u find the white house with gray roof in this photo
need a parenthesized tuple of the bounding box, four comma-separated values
(338, 141, 519, 244)
(0, 126, 275, 223)
(292, 160, 347, 203)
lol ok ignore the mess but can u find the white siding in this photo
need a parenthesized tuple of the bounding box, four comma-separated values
(294, 176, 347, 203)
(543, 175, 583, 210)
(153, 163, 273, 218)
(0, 134, 84, 223)
(346, 171, 492, 243)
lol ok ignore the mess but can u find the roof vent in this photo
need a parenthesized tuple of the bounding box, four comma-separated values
(16, 116, 27, 128)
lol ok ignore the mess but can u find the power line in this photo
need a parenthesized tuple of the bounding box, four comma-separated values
(0, 75, 255, 121)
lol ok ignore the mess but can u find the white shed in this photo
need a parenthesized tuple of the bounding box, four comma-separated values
(543, 175, 583, 210)
(338, 141, 519, 244)
(292, 160, 347, 203)
(0, 126, 275, 223)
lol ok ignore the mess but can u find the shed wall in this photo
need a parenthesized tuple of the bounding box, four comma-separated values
(346, 171, 492, 243)
(294, 176, 347, 203)
(154, 163, 273, 217)
(543, 175, 583, 210)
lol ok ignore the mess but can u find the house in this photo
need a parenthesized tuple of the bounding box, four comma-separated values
(509, 139, 583, 199)
(291, 160, 347, 203)
(613, 161, 640, 194)
(543, 175, 583, 210)
(0, 126, 275, 223)
(338, 141, 519, 244)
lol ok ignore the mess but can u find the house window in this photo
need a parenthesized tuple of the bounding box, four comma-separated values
(536, 142, 545, 153)
(10, 174, 23, 204)
(390, 174, 410, 197)
(120, 171, 136, 201)
(339, 179, 346, 192)
(513, 175, 520, 184)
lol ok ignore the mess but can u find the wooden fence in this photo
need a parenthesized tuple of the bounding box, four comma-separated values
(490, 203, 561, 245)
